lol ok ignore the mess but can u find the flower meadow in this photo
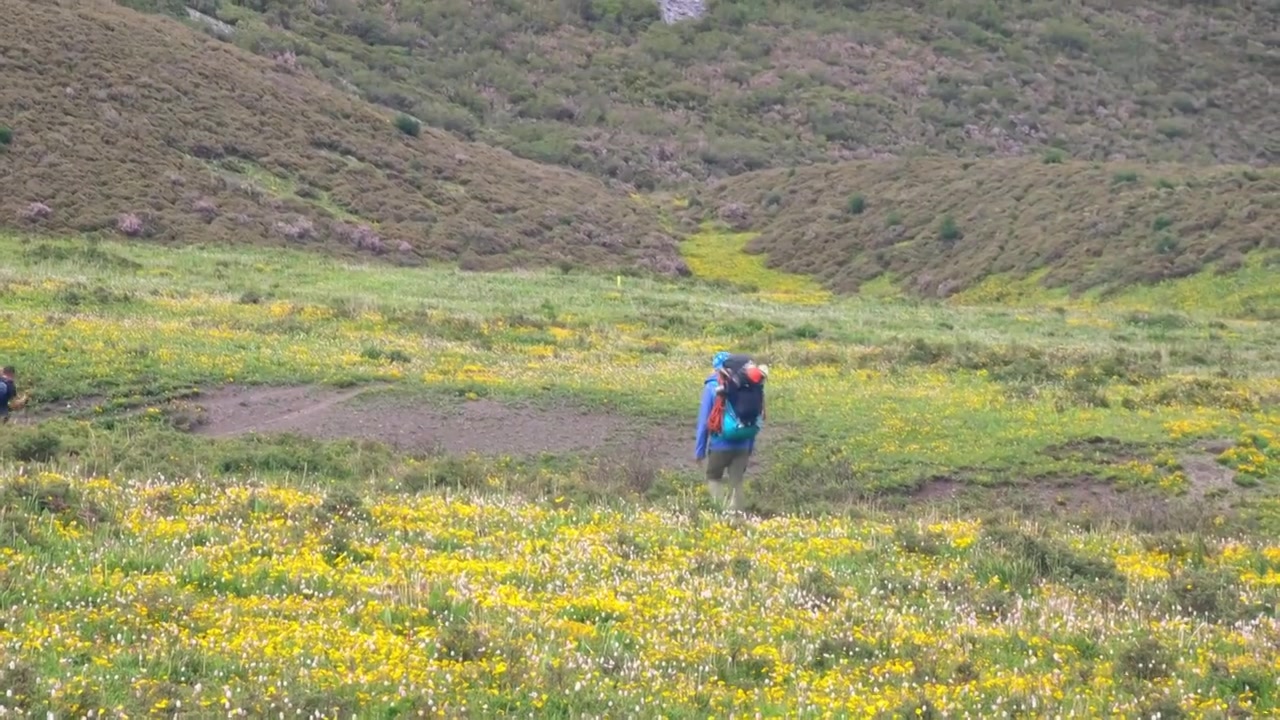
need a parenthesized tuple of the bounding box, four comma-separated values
(2, 470, 1279, 718)
(1, 235, 1280, 717)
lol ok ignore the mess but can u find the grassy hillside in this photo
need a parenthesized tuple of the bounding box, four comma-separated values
(695, 158, 1280, 301)
(157, 0, 1277, 186)
(0, 0, 684, 276)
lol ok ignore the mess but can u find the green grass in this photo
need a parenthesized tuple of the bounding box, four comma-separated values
(208, 157, 371, 224)
(679, 221, 831, 304)
(1, 230, 1279, 717)
(3, 231, 1278, 521)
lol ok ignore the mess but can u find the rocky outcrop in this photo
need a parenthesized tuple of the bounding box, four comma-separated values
(186, 7, 235, 38)
(658, 0, 705, 24)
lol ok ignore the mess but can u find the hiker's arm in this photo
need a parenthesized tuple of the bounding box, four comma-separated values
(694, 384, 712, 460)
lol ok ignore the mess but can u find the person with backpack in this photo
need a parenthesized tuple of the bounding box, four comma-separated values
(694, 351, 768, 513)
(0, 366, 25, 424)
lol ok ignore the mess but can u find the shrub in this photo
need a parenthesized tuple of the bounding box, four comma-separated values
(394, 113, 422, 137)
(273, 216, 316, 241)
(1124, 310, 1190, 330)
(1112, 170, 1140, 185)
(116, 213, 144, 237)
(19, 202, 51, 222)
(1118, 637, 1174, 681)
(1041, 19, 1092, 53)
(318, 486, 368, 523)
(1152, 215, 1174, 232)
(192, 198, 218, 220)
(3, 427, 63, 463)
(938, 215, 962, 242)
(271, 50, 300, 73)
(717, 202, 751, 230)
(1042, 148, 1065, 164)
(332, 221, 384, 253)
(360, 345, 411, 364)
(1168, 566, 1240, 620)
(846, 194, 866, 215)
(0, 126, 12, 145)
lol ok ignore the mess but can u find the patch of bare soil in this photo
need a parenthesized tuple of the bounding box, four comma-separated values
(911, 475, 963, 501)
(189, 384, 694, 467)
(1179, 452, 1239, 499)
(8, 395, 108, 424)
(1020, 475, 1132, 516)
(1040, 436, 1149, 463)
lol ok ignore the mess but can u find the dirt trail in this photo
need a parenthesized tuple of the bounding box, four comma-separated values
(197, 385, 378, 439)
(189, 383, 695, 466)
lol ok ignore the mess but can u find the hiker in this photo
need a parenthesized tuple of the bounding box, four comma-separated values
(694, 351, 768, 513)
(0, 366, 25, 424)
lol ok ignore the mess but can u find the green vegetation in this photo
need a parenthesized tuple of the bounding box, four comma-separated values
(3, 232, 1278, 521)
(678, 221, 832, 304)
(2, 469, 1279, 717)
(393, 112, 422, 137)
(1, 0, 1278, 714)
(166, 0, 1275, 187)
(2, 228, 1279, 715)
(700, 158, 1280, 298)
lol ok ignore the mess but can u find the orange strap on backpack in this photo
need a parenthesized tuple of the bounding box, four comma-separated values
(708, 394, 725, 435)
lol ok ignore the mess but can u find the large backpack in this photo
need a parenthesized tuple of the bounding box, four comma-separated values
(708, 354, 767, 442)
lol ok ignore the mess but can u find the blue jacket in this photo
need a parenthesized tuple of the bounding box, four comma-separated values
(694, 373, 755, 460)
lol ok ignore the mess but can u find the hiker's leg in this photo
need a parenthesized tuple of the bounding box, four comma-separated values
(725, 450, 751, 512)
(705, 451, 731, 508)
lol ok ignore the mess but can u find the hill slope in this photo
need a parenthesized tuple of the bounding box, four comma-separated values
(697, 158, 1280, 298)
(0, 0, 685, 276)
(165, 0, 1277, 186)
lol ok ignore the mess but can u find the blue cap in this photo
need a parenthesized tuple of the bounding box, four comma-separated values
(712, 351, 731, 369)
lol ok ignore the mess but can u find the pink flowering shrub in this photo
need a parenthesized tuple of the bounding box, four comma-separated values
(20, 202, 51, 221)
(117, 213, 143, 237)
(332, 221, 385, 253)
(192, 197, 218, 220)
(273, 216, 316, 241)
(272, 50, 300, 72)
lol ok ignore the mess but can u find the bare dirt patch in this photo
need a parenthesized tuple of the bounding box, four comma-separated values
(189, 383, 694, 466)
(911, 475, 963, 502)
(1179, 453, 1239, 499)
(9, 394, 107, 424)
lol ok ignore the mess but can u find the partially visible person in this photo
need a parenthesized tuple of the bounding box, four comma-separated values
(0, 366, 24, 424)
(694, 351, 767, 513)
